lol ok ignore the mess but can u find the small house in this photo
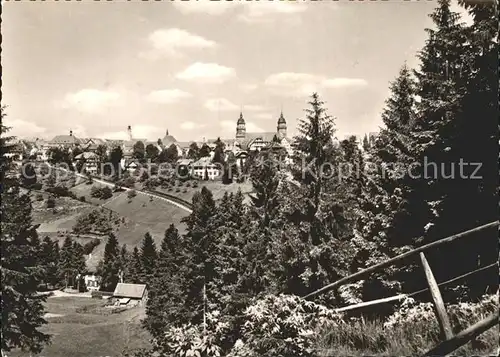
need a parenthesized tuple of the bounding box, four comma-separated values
(112, 283, 148, 307)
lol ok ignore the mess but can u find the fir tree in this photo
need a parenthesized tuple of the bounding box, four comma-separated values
(139, 233, 157, 284)
(127, 247, 142, 284)
(40, 236, 61, 289)
(1, 120, 50, 353)
(119, 244, 129, 283)
(97, 233, 121, 291)
(180, 187, 217, 323)
(145, 224, 185, 337)
(362, 134, 370, 151)
(289, 93, 347, 295)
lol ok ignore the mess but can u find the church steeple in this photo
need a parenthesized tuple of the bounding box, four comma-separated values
(277, 111, 287, 137)
(236, 112, 246, 140)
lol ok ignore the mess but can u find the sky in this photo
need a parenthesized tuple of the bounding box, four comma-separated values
(2, 0, 472, 142)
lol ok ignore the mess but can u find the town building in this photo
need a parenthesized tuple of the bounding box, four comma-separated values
(191, 157, 223, 180)
(73, 152, 100, 174)
(48, 130, 83, 148)
(84, 273, 101, 292)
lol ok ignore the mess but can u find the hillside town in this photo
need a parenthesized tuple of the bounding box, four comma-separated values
(8, 111, 378, 180)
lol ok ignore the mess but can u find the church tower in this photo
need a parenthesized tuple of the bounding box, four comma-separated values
(277, 111, 287, 138)
(236, 112, 246, 140)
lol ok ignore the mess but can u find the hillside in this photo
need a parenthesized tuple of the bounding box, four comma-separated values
(9, 295, 150, 357)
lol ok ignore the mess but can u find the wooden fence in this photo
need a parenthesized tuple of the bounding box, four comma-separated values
(303, 221, 499, 356)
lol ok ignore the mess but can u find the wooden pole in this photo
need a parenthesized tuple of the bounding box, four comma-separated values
(304, 221, 499, 300)
(419, 252, 454, 341)
(422, 311, 499, 357)
(334, 294, 407, 313)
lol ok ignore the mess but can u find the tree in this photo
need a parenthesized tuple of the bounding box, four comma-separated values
(107, 146, 123, 179)
(187, 142, 200, 160)
(412, 0, 498, 299)
(97, 233, 121, 292)
(289, 92, 347, 294)
(133, 141, 146, 161)
(362, 134, 370, 151)
(40, 236, 61, 289)
(127, 247, 142, 284)
(145, 224, 185, 337)
(48, 147, 73, 169)
(180, 187, 217, 323)
(199, 143, 211, 158)
(145, 144, 159, 162)
(222, 151, 237, 184)
(20, 161, 37, 188)
(213, 138, 225, 164)
(165, 144, 179, 163)
(139, 233, 157, 284)
(59, 236, 86, 289)
(71, 146, 83, 160)
(119, 245, 129, 283)
(1, 120, 51, 353)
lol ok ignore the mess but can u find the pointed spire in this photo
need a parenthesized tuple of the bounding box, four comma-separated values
(166, 129, 169, 136)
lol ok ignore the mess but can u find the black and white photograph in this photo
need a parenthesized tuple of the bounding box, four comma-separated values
(1, 0, 498, 356)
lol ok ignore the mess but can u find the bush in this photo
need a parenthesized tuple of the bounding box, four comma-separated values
(79, 196, 86, 202)
(185, 181, 191, 188)
(32, 182, 43, 190)
(45, 185, 71, 198)
(90, 186, 113, 200)
(82, 238, 101, 255)
(192, 181, 199, 188)
(35, 193, 44, 201)
(127, 189, 137, 199)
(101, 187, 113, 199)
(175, 188, 181, 193)
(236, 295, 343, 357)
(183, 188, 188, 193)
(46, 196, 56, 208)
(167, 187, 173, 192)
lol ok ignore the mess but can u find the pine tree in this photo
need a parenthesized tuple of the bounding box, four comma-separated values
(59, 236, 79, 288)
(139, 233, 157, 284)
(40, 236, 60, 289)
(97, 233, 121, 291)
(362, 134, 370, 151)
(432, 0, 499, 298)
(1, 119, 50, 353)
(289, 92, 348, 295)
(119, 244, 129, 283)
(127, 247, 142, 284)
(71, 241, 87, 290)
(408, 0, 477, 296)
(145, 224, 185, 337)
(180, 187, 217, 323)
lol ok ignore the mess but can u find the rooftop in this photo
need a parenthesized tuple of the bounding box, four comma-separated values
(113, 283, 147, 299)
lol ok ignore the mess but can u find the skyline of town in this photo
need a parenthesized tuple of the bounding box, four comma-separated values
(2, 1, 471, 142)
